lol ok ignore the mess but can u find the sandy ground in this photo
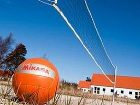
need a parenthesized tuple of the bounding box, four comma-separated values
(55, 95, 139, 105)
(0, 94, 139, 105)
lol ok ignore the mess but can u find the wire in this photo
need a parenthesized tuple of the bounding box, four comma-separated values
(38, 0, 116, 84)
(38, 0, 54, 6)
(84, 0, 116, 83)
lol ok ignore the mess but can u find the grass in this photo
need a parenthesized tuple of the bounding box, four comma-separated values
(0, 78, 140, 105)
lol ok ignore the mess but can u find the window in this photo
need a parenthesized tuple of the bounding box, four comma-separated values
(121, 90, 124, 94)
(94, 87, 97, 91)
(111, 89, 114, 92)
(94, 87, 100, 94)
(94, 87, 97, 93)
(135, 92, 140, 99)
(135, 96, 138, 98)
(97, 90, 100, 94)
(129, 91, 132, 95)
(97, 87, 100, 94)
(103, 88, 106, 92)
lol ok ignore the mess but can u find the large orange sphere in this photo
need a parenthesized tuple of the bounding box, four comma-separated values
(12, 58, 59, 105)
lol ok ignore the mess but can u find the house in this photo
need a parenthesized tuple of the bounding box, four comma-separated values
(78, 80, 91, 93)
(78, 73, 140, 99)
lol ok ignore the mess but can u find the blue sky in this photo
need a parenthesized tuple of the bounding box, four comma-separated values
(0, 0, 140, 82)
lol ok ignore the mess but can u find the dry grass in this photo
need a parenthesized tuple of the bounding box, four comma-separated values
(0, 79, 140, 105)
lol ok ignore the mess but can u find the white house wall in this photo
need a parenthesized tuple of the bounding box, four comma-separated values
(91, 85, 114, 96)
(91, 85, 140, 99)
(81, 88, 90, 93)
(115, 87, 140, 99)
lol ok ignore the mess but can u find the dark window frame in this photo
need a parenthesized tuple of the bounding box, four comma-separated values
(121, 90, 124, 94)
(94, 87, 97, 90)
(135, 92, 138, 95)
(103, 88, 106, 92)
(94, 87, 100, 94)
(111, 89, 114, 92)
(129, 91, 132, 95)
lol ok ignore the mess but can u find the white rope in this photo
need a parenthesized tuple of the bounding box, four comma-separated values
(38, 0, 53, 6)
(84, 0, 116, 83)
(54, 0, 58, 4)
(38, 0, 58, 6)
(47, 0, 57, 4)
(38, 0, 116, 84)
(52, 4, 114, 84)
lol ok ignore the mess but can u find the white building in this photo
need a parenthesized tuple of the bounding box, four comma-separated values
(78, 80, 91, 93)
(78, 74, 140, 99)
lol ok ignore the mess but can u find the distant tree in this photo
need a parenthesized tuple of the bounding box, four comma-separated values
(0, 33, 14, 67)
(86, 77, 91, 82)
(4, 43, 27, 72)
(0, 34, 27, 75)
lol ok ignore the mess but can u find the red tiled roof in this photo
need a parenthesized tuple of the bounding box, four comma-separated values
(78, 80, 91, 88)
(91, 74, 140, 90)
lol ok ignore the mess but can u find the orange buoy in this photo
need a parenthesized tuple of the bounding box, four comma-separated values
(12, 58, 59, 105)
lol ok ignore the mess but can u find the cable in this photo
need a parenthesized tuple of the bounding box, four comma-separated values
(38, 0, 116, 84)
